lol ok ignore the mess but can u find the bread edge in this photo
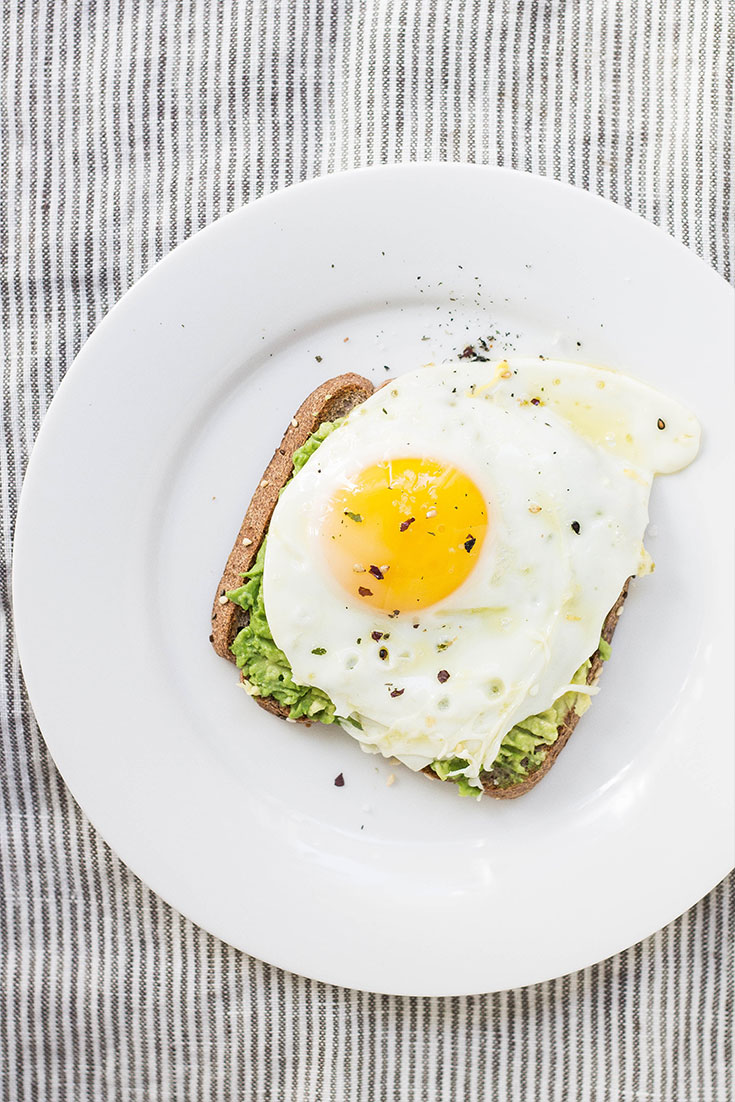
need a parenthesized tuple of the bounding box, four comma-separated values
(210, 373, 376, 683)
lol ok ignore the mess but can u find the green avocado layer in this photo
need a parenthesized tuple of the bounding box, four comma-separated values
(226, 421, 342, 723)
(226, 420, 611, 793)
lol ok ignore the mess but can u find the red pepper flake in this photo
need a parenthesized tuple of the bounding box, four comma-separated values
(437, 669, 450, 683)
(334, 773, 345, 787)
(463, 535, 476, 553)
(657, 418, 666, 430)
(369, 565, 384, 580)
(571, 521, 581, 534)
(371, 631, 383, 641)
(460, 344, 475, 359)
(390, 688, 404, 698)
(399, 517, 415, 532)
(530, 397, 541, 406)
(358, 586, 373, 597)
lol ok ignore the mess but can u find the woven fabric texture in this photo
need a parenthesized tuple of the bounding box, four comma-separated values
(1, 1, 733, 1099)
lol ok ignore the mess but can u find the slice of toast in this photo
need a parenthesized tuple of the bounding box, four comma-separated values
(211, 375, 629, 796)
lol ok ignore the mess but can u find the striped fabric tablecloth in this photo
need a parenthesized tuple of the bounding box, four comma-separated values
(2, 2, 732, 1099)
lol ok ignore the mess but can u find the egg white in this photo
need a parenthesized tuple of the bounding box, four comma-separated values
(262, 359, 700, 781)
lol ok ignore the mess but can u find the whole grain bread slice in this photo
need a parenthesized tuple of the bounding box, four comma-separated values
(211, 374, 631, 795)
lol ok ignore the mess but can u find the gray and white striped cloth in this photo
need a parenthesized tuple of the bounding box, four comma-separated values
(1, 2, 732, 1099)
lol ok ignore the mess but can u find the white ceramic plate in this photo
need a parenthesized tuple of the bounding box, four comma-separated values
(13, 164, 734, 996)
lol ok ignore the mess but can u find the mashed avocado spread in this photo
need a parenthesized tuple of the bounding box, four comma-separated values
(226, 420, 611, 794)
(227, 421, 342, 724)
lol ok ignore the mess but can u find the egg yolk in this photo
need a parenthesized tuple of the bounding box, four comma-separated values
(320, 457, 488, 612)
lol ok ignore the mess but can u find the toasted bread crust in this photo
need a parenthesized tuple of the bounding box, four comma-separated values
(212, 376, 631, 795)
(210, 374, 375, 668)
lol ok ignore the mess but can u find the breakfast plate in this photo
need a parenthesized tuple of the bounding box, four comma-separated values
(13, 164, 734, 995)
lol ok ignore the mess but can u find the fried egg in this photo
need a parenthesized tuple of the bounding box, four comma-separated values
(263, 358, 700, 784)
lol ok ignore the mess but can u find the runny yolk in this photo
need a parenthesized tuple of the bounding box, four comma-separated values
(320, 457, 488, 613)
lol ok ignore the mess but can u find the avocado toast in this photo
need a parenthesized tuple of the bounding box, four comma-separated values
(211, 372, 629, 798)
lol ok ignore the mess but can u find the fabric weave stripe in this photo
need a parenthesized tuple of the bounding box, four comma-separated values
(1, 1, 733, 1099)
